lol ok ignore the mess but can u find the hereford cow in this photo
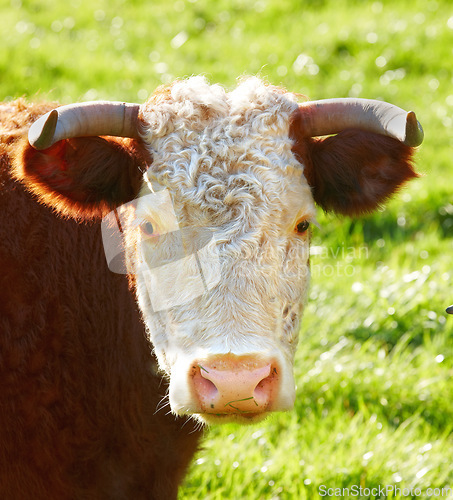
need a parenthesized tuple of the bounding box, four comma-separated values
(1, 77, 422, 498)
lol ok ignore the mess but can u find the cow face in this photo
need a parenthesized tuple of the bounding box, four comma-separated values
(98, 78, 315, 423)
(14, 77, 420, 424)
(138, 79, 315, 422)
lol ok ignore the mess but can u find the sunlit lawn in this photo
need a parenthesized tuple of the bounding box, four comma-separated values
(2, 0, 452, 498)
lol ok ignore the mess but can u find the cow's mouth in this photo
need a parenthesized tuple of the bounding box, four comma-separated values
(196, 411, 270, 426)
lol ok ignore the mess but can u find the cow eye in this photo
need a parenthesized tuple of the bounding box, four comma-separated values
(295, 220, 310, 234)
(141, 221, 155, 236)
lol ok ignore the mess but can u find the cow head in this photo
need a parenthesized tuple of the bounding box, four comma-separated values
(14, 77, 422, 424)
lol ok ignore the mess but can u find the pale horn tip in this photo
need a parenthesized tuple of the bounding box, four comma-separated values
(405, 111, 424, 147)
(28, 109, 59, 150)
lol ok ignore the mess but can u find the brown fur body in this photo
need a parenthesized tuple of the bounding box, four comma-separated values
(0, 101, 201, 499)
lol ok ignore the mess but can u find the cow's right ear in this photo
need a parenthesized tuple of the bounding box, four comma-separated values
(12, 135, 150, 220)
(295, 130, 418, 217)
(289, 99, 423, 216)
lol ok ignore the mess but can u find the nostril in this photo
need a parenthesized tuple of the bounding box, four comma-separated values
(253, 366, 278, 405)
(192, 365, 219, 406)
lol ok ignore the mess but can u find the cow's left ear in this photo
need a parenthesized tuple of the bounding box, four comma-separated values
(12, 100, 148, 220)
(292, 130, 419, 217)
(13, 135, 149, 220)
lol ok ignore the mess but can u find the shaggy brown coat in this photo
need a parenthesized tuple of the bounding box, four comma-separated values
(0, 101, 201, 500)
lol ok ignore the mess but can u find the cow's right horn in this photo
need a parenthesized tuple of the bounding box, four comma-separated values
(28, 101, 141, 150)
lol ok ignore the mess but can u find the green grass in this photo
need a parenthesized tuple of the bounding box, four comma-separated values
(2, 0, 452, 498)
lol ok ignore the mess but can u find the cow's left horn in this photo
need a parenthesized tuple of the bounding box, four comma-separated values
(295, 98, 424, 147)
(29, 101, 141, 150)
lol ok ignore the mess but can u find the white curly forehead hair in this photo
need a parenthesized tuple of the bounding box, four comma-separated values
(137, 78, 314, 353)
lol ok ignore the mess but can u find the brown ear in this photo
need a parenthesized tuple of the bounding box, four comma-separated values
(292, 130, 418, 216)
(13, 136, 150, 220)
